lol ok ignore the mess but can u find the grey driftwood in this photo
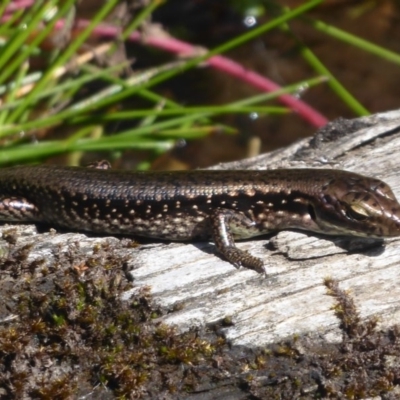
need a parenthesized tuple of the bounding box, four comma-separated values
(3, 109, 400, 349)
(124, 109, 400, 347)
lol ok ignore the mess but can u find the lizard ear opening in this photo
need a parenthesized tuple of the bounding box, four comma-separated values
(308, 204, 317, 221)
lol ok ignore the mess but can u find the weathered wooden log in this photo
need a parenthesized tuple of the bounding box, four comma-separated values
(123, 109, 400, 347)
(2, 109, 400, 398)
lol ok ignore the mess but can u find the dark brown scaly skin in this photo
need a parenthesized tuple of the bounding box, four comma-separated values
(0, 165, 400, 273)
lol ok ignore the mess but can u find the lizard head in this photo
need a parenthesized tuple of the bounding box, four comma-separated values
(310, 173, 400, 238)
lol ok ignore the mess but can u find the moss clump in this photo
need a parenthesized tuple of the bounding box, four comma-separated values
(1, 235, 400, 399)
(0, 239, 219, 398)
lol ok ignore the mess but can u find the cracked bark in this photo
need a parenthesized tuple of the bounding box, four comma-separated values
(2, 109, 400, 348)
(124, 109, 400, 346)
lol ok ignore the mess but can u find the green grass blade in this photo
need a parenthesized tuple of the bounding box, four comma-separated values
(7, 0, 120, 123)
(0, 0, 77, 87)
(0, 0, 53, 77)
(311, 19, 400, 66)
(298, 44, 369, 116)
(51, 0, 324, 116)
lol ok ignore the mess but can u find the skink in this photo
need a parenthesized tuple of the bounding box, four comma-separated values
(0, 165, 400, 272)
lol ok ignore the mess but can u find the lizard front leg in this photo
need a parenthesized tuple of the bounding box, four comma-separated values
(211, 208, 265, 273)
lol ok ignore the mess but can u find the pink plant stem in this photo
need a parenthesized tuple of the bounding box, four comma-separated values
(4, 0, 33, 12)
(3, 1, 328, 127)
(76, 21, 328, 128)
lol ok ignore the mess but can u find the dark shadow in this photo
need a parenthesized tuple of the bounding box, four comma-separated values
(21, 223, 389, 267)
(264, 230, 386, 257)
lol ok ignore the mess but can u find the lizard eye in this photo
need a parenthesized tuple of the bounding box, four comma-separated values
(346, 203, 369, 221)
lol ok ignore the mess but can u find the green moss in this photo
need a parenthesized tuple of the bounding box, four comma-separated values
(2, 236, 400, 398)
